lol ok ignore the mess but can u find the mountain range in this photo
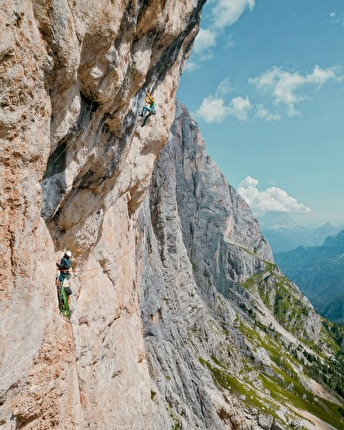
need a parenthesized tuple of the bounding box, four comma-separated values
(275, 230, 344, 323)
(259, 212, 343, 254)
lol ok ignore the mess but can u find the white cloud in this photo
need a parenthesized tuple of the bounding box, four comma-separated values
(187, 0, 255, 72)
(238, 176, 311, 215)
(194, 62, 342, 123)
(193, 28, 217, 55)
(225, 34, 236, 49)
(330, 11, 344, 26)
(212, 0, 255, 30)
(250, 65, 342, 116)
(195, 95, 251, 123)
(228, 96, 251, 121)
(255, 104, 281, 121)
(309, 64, 341, 84)
(215, 78, 233, 97)
(184, 60, 198, 72)
(195, 96, 229, 123)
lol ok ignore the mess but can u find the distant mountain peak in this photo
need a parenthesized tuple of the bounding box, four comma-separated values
(275, 227, 344, 322)
(258, 211, 296, 230)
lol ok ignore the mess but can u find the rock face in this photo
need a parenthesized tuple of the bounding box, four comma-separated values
(140, 102, 344, 429)
(1, 2, 343, 430)
(139, 101, 273, 429)
(0, 1, 204, 428)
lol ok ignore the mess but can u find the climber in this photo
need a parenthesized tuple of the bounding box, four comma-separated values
(55, 251, 73, 317)
(56, 250, 72, 293)
(139, 91, 156, 126)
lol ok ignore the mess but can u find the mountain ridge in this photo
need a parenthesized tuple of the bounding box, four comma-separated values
(260, 211, 343, 254)
(275, 229, 344, 323)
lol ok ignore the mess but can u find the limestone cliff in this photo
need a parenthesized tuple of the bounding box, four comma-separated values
(1, 2, 344, 430)
(140, 102, 344, 430)
(0, 1, 204, 428)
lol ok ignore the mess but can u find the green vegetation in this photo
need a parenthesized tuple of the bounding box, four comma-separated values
(242, 272, 263, 291)
(261, 276, 311, 337)
(166, 403, 182, 430)
(203, 341, 344, 428)
(199, 357, 273, 412)
(312, 321, 344, 398)
(263, 261, 278, 272)
(232, 318, 344, 428)
(241, 263, 314, 340)
(218, 243, 344, 428)
(259, 372, 344, 429)
(239, 320, 285, 367)
(241, 323, 303, 391)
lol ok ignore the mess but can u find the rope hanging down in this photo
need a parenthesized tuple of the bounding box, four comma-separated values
(57, 167, 172, 412)
(63, 174, 171, 276)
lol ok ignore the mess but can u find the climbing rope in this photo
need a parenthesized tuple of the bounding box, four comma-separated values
(49, 77, 164, 413)
(56, 162, 173, 411)
(57, 309, 85, 408)
(68, 320, 85, 406)
(61, 175, 171, 276)
(44, 142, 69, 177)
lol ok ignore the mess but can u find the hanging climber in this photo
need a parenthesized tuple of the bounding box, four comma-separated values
(56, 250, 73, 296)
(139, 91, 156, 126)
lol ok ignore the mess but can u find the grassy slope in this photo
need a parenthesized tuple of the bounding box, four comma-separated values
(199, 259, 344, 429)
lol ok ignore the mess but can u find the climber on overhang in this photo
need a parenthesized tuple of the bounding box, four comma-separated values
(139, 91, 156, 126)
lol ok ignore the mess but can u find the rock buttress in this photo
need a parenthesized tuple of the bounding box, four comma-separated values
(0, 1, 205, 428)
(140, 102, 331, 430)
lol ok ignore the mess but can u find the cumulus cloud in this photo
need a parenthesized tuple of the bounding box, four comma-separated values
(193, 28, 217, 57)
(211, 0, 255, 30)
(330, 11, 344, 26)
(215, 78, 233, 97)
(194, 63, 342, 123)
(229, 96, 251, 121)
(255, 104, 281, 121)
(184, 60, 198, 72)
(195, 95, 251, 123)
(237, 176, 311, 215)
(186, 0, 255, 72)
(250, 65, 342, 116)
(195, 96, 229, 123)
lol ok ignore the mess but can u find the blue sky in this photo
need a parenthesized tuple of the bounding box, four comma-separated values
(177, 0, 344, 227)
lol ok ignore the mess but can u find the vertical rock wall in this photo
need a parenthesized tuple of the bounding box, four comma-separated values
(139, 102, 325, 430)
(139, 102, 274, 429)
(0, 1, 205, 428)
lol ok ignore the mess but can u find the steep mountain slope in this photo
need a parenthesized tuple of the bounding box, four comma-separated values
(139, 102, 344, 430)
(275, 230, 344, 323)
